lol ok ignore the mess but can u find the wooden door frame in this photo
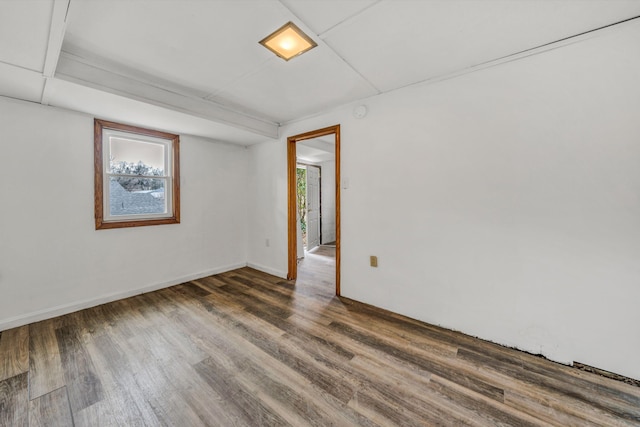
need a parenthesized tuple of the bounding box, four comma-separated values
(287, 125, 340, 295)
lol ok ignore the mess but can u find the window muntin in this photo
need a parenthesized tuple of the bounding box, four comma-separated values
(95, 119, 180, 229)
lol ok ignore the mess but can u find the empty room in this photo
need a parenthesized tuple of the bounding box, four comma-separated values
(1, 0, 639, 425)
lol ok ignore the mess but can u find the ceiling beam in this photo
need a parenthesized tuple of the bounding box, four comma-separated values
(41, 0, 70, 105)
(55, 52, 279, 138)
(43, 0, 70, 78)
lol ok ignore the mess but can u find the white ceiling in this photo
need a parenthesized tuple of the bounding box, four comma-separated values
(1, 0, 639, 144)
(297, 137, 335, 164)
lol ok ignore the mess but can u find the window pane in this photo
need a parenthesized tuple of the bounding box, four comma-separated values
(109, 137, 165, 176)
(109, 177, 168, 216)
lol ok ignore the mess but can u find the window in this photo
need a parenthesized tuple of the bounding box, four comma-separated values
(94, 119, 180, 229)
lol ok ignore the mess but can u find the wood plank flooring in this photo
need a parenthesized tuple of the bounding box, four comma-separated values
(1, 248, 639, 425)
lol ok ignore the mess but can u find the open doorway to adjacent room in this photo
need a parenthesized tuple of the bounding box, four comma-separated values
(287, 125, 340, 295)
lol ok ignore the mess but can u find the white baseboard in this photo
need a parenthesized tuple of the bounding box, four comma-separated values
(0, 263, 246, 332)
(246, 262, 288, 279)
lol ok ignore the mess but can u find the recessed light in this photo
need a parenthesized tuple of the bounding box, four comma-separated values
(259, 21, 317, 61)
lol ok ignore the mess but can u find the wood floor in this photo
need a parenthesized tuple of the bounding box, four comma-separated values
(1, 250, 639, 426)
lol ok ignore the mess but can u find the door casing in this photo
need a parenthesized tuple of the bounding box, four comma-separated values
(287, 125, 340, 295)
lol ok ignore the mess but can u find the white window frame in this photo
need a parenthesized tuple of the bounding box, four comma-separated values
(103, 129, 173, 222)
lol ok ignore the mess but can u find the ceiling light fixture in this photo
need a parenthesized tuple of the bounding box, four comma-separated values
(259, 21, 317, 61)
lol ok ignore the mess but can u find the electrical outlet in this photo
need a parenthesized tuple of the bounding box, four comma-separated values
(370, 256, 378, 267)
(265, 238, 270, 247)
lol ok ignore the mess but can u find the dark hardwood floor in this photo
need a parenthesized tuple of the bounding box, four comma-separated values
(1, 249, 639, 426)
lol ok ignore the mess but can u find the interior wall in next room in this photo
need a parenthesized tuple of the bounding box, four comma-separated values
(320, 160, 336, 244)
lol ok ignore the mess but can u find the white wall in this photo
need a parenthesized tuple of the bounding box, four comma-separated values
(246, 22, 640, 380)
(320, 160, 336, 244)
(0, 98, 248, 329)
(245, 138, 288, 278)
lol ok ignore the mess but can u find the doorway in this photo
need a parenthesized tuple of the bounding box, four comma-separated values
(287, 125, 340, 295)
(296, 163, 321, 253)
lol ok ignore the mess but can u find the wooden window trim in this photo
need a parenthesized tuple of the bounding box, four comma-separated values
(94, 119, 180, 230)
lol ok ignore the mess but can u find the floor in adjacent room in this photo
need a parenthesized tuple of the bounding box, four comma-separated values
(298, 243, 336, 292)
(1, 257, 639, 426)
